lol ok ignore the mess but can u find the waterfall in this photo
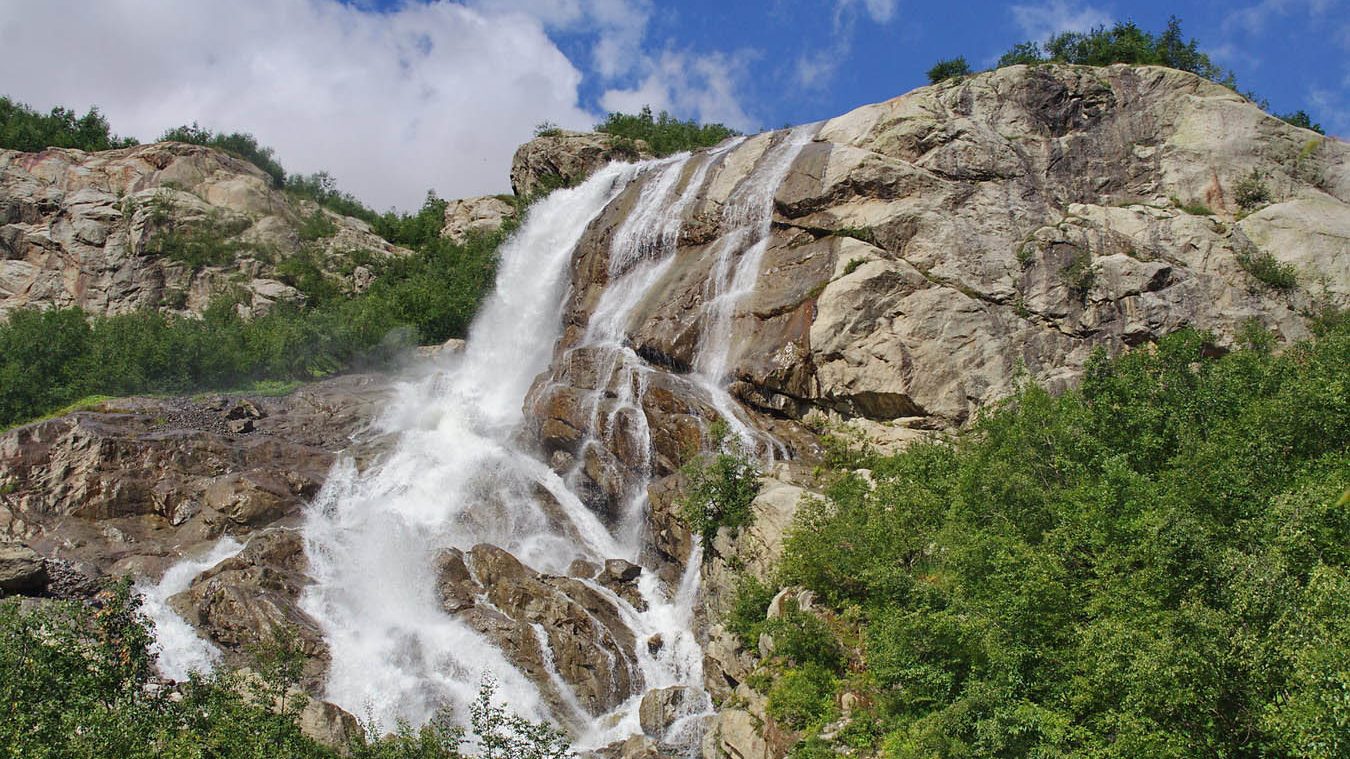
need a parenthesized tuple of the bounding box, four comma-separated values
(293, 124, 817, 751)
(139, 535, 245, 681)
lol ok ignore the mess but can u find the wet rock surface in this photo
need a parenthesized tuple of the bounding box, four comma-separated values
(433, 544, 642, 727)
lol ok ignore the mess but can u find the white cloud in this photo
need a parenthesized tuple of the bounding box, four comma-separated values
(1225, 0, 1339, 36)
(1010, 1, 1111, 41)
(838, 0, 898, 24)
(791, 0, 898, 91)
(599, 49, 757, 131)
(0, 0, 598, 210)
(467, 0, 652, 79)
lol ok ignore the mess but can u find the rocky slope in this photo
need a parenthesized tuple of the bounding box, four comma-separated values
(0, 141, 408, 319)
(519, 63, 1348, 757)
(0, 64, 1345, 759)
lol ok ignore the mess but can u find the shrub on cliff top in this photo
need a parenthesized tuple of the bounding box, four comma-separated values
(595, 105, 739, 157)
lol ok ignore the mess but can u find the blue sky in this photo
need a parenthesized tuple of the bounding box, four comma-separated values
(1, 0, 1344, 210)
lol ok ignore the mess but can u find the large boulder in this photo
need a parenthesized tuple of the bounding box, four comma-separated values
(0, 542, 46, 595)
(433, 544, 642, 727)
(441, 195, 516, 243)
(510, 131, 653, 198)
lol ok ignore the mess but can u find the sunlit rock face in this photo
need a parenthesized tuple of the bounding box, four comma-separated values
(0, 141, 408, 320)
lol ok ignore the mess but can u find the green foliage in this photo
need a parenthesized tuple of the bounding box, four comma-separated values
(1171, 196, 1213, 216)
(466, 678, 572, 759)
(1279, 110, 1325, 134)
(1237, 248, 1298, 290)
(285, 172, 380, 224)
(726, 574, 777, 648)
(533, 121, 562, 137)
(678, 421, 762, 545)
(767, 663, 839, 730)
(925, 57, 971, 84)
(595, 105, 739, 158)
(775, 325, 1350, 756)
(143, 197, 253, 269)
(997, 42, 1045, 67)
(298, 210, 339, 242)
(0, 95, 138, 153)
(1235, 168, 1273, 212)
(1059, 249, 1096, 300)
(159, 123, 285, 187)
(842, 258, 866, 276)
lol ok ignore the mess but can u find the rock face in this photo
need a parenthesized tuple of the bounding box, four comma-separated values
(441, 195, 517, 243)
(514, 64, 1347, 757)
(0, 374, 389, 591)
(511, 131, 653, 198)
(0, 141, 409, 319)
(434, 544, 640, 730)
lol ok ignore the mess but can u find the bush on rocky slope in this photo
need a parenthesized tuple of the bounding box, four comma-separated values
(744, 321, 1349, 757)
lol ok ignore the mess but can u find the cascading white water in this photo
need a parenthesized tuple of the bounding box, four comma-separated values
(294, 124, 817, 752)
(300, 162, 642, 732)
(139, 535, 245, 680)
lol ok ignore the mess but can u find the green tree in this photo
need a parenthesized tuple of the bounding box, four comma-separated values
(925, 56, 972, 83)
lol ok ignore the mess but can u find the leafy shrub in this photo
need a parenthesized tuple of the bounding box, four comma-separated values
(1234, 169, 1272, 212)
(159, 122, 285, 186)
(0, 95, 137, 152)
(1172, 196, 1213, 216)
(774, 325, 1350, 756)
(678, 421, 762, 545)
(533, 121, 562, 137)
(298, 209, 339, 241)
(1279, 110, 1325, 134)
(286, 171, 381, 224)
(925, 57, 971, 84)
(595, 106, 739, 157)
(726, 574, 777, 648)
(1236, 249, 1298, 290)
(767, 663, 838, 730)
(1059, 250, 1095, 300)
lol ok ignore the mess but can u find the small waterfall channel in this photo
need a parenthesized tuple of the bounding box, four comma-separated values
(145, 124, 818, 753)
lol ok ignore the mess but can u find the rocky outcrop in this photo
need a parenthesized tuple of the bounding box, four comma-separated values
(511, 131, 653, 198)
(0, 141, 409, 319)
(441, 195, 517, 243)
(0, 373, 389, 589)
(433, 544, 641, 729)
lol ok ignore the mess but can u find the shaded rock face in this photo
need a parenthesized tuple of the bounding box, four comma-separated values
(512, 131, 653, 198)
(0, 373, 389, 592)
(433, 544, 641, 729)
(0, 141, 409, 319)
